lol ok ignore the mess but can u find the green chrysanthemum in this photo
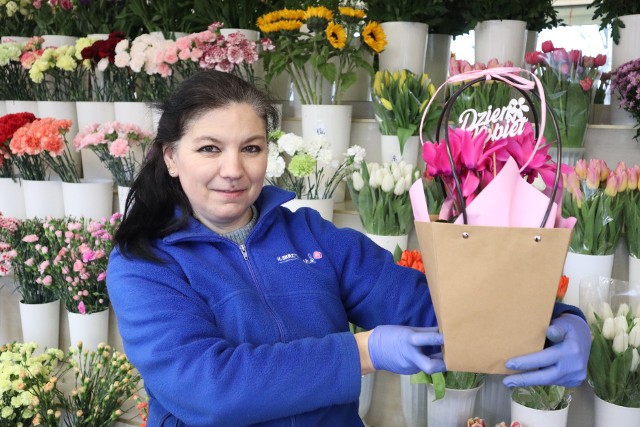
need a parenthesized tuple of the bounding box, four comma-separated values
(288, 153, 316, 178)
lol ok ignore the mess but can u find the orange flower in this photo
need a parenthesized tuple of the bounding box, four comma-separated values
(397, 249, 425, 273)
(556, 275, 569, 302)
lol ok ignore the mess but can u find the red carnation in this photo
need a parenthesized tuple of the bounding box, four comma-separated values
(0, 112, 37, 144)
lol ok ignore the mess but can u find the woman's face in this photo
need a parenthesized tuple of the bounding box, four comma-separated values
(163, 103, 268, 234)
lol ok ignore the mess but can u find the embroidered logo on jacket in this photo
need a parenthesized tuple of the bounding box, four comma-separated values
(277, 253, 299, 263)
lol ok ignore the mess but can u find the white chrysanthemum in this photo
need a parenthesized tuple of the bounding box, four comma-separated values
(277, 133, 305, 156)
(316, 148, 333, 169)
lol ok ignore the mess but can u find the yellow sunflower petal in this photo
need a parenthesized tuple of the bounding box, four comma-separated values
(362, 21, 387, 54)
(326, 21, 347, 50)
(338, 6, 366, 20)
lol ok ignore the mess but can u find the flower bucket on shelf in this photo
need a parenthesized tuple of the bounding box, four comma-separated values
(410, 67, 575, 373)
(427, 383, 482, 427)
(67, 307, 110, 352)
(282, 197, 334, 222)
(22, 179, 64, 219)
(0, 178, 26, 219)
(19, 299, 60, 354)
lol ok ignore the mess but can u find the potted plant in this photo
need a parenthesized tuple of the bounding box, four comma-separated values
(265, 130, 365, 221)
(510, 386, 572, 427)
(588, 0, 640, 45)
(115, 0, 193, 39)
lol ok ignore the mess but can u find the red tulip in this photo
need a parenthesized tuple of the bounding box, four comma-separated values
(579, 77, 593, 91)
(524, 51, 544, 65)
(594, 53, 607, 67)
(541, 40, 555, 53)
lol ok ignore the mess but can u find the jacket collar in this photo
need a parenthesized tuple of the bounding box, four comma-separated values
(163, 186, 296, 245)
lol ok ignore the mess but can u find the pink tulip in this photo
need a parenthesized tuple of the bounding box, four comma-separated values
(541, 40, 555, 53)
(627, 166, 639, 190)
(579, 77, 593, 91)
(604, 173, 620, 197)
(594, 54, 606, 67)
(582, 55, 595, 68)
(486, 58, 499, 69)
(586, 165, 601, 190)
(524, 51, 544, 66)
(568, 49, 582, 66)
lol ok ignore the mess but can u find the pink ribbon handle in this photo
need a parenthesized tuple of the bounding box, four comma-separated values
(419, 67, 547, 173)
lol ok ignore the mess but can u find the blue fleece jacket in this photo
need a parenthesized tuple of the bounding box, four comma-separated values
(107, 186, 582, 427)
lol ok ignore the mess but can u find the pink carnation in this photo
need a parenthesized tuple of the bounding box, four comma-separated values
(109, 138, 130, 158)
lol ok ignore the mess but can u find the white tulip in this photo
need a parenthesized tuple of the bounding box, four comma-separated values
(369, 169, 379, 188)
(617, 303, 630, 317)
(602, 317, 616, 340)
(351, 171, 364, 191)
(392, 166, 401, 181)
(404, 174, 413, 192)
(394, 177, 406, 196)
(375, 168, 385, 187)
(612, 331, 629, 354)
(631, 348, 640, 372)
(381, 172, 395, 193)
(601, 302, 614, 320)
(614, 315, 629, 335)
(629, 323, 640, 348)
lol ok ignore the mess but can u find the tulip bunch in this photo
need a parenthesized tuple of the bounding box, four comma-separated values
(447, 57, 515, 127)
(622, 164, 640, 258)
(525, 40, 607, 148)
(562, 159, 625, 255)
(347, 160, 419, 236)
(266, 131, 366, 200)
(468, 418, 521, 427)
(586, 301, 640, 407)
(372, 69, 440, 153)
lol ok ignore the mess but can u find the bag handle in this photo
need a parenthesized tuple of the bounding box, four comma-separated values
(418, 67, 563, 227)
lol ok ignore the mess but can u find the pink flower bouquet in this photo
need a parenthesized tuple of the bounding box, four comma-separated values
(74, 121, 153, 186)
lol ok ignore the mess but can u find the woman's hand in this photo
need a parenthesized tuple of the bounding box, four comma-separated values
(503, 313, 591, 388)
(364, 325, 446, 375)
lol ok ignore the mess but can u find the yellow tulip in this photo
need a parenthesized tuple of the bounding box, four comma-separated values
(380, 98, 393, 111)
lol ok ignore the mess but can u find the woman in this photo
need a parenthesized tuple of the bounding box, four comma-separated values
(107, 70, 590, 427)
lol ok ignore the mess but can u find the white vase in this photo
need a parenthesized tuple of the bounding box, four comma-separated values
(332, 45, 373, 102)
(510, 399, 569, 427)
(359, 372, 376, 420)
(474, 20, 527, 65)
(630, 255, 640, 285)
(380, 135, 420, 167)
(0, 177, 26, 219)
(301, 104, 352, 203)
(5, 100, 38, 115)
(0, 101, 6, 116)
(282, 197, 334, 222)
(19, 299, 60, 354)
(37, 100, 82, 176)
(525, 31, 538, 56)
(22, 179, 64, 218)
(379, 22, 429, 75)
(76, 101, 115, 180)
(364, 233, 409, 253)
(114, 101, 154, 132)
(62, 179, 113, 219)
(0, 36, 30, 43)
(41, 35, 78, 48)
(400, 375, 428, 427)
(427, 384, 482, 427)
(118, 185, 131, 214)
(269, 73, 292, 103)
(67, 307, 110, 352)
(562, 252, 615, 307)
(476, 374, 511, 426)
(425, 33, 452, 98)
(87, 33, 110, 40)
(594, 395, 640, 427)
(612, 14, 640, 70)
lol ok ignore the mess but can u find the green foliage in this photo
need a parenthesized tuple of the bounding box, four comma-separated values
(116, 0, 194, 38)
(511, 386, 572, 410)
(365, 0, 447, 24)
(460, 0, 561, 31)
(411, 371, 484, 400)
(588, 0, 640, 45)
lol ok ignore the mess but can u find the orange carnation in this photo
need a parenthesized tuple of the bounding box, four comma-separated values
(397, 249, 425, 273)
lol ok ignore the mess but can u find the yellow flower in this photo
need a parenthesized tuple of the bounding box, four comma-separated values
(56, 54, 77, 72)
(305, 6, 333, 32)
(380, 98, 393, 111)
(326, 21, 347, 50)
(257, 9, 306, 32)
(362, 21, 386, 53)
(338, 6, 365, 19)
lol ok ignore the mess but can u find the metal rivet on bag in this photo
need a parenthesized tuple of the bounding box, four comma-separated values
(462, 232, 470, 239)
(534, 235, 542, 242)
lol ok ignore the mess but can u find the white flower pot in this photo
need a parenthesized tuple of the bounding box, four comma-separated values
(562, 252, 615, 307)
(19, 299, 60, 354)
(476, 374, 511, 426)
(0, 101, 6, 116)
(379, 22, 429, 75)
(76, 101, 115, 180)
(526, 31, 539, 56)
(400, 375, 428, 427)
(474, 20, 527, 65)
(594, 394, 640, 427)
(118, 185, 131, 214)
(364, 233, 409, 253)
(62, 179, 113, 219)
(282, 197, 334, 222)
(22, 179, 64, 218)
(510, 399, 569, 427)
(427, 384, 482, 427)
(114, 101, 154, 133)
(67, 307, 110, 352)
(5, 100, 38, 115)
(41, 35, 78, 48)
(380, 135, 420, 167)
(425, 33, 452, 98)
(220, 29, 260, 41)
(0, 177, 26, 219)
(269, 73, 292, 103)
(87, 33, 110, 40)
(612, 14, 640, 69)
(630, 255, 640, 285)
(301, 104, 352, 203)
(358, 372, 376, 419)
(0, 36, 30, 43)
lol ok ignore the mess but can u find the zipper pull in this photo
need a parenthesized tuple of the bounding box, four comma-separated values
(239, 244, 249, 260)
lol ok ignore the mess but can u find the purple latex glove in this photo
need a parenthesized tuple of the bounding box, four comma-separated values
(503, 314, 591, 387)
(368, 325, 446, 375)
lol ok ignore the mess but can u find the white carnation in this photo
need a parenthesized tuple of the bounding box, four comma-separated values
(316, 148, 333, 168)
(277, 133, 304, 156)
(346, 145, 366, 164)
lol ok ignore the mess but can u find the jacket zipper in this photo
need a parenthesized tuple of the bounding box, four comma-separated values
(239, 244, 296, 427)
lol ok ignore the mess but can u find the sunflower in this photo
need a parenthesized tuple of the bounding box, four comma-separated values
(257, 9, 305, 33)
(338, 6, 365, 20)
(326, 21, 347, 50)
(305, 5, 333, 32)
(362, 21, 386, 54)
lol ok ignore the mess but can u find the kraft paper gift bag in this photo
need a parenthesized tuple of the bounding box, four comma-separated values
(411, 67, 576, 374)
